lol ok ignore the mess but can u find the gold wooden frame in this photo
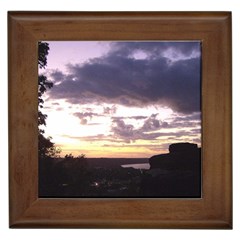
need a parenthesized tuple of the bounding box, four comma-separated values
(8, 12, 232, 228)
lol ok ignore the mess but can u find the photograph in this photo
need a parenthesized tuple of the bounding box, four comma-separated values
(38, 41, 202, 198)
(8, 11, 232, 229)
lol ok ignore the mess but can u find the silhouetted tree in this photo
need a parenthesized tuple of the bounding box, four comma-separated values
(38, 135, 61, 159)
(38, 42, 62, 196)
(61, 153, 89, 195)
(38, 42, 60, 158)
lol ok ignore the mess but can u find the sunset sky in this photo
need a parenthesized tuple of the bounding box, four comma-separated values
(39, 41, 201, 158)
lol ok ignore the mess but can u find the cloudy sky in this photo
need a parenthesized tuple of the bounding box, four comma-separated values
(39, 41, 202, 158)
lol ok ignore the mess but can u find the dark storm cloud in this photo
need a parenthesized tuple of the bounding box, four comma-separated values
(48, 42, 201, 113)
(109, 41, 200, 59)
(50, 70, 65, 82)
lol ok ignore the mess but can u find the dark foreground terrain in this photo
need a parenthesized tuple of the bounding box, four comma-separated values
(39, 157, 148, 197)
(39, 142, 201, 198)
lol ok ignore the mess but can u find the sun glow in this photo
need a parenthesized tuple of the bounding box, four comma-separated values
(42, 99, 200, 158)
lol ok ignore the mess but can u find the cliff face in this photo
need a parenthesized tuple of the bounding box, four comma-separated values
(141, 143, 201, 197)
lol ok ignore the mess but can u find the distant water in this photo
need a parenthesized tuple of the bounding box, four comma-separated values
(121, 163, 150, 170)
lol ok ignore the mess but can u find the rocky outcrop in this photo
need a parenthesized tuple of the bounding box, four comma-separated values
(149, 142, 201, 171)
(140, 142, 201, 197)
(169, 142, 198, 153)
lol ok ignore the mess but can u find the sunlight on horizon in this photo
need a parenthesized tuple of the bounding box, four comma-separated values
(42, 101, 185, 158)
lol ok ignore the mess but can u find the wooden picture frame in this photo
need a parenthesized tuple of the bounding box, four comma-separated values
(8, 12, 232, 229)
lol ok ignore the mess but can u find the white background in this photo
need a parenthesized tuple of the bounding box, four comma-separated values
(0, 0, 239, 239)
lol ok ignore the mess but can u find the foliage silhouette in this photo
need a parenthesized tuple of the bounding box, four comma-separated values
(38, 42, 62, 196)
(38, 42, 60, 158)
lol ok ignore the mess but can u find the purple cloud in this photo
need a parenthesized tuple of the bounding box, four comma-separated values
(110, 115, 198, 143)
(47, 41, 201, 114)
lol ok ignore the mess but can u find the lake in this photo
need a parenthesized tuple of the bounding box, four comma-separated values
(121, 163, 150, 170)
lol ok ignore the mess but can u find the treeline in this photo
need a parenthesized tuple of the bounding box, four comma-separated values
(39, 154, 90, 197)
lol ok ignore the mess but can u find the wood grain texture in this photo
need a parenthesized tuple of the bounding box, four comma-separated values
(8, 12, 232, 229)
